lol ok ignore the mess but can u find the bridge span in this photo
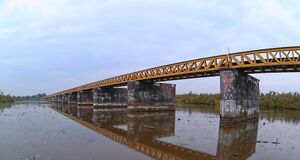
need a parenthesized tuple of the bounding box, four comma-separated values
(46, 46, 300, 122)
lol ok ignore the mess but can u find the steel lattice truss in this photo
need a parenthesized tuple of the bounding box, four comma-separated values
(49, 46, 300, 97)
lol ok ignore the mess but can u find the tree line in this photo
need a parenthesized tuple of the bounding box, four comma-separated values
(0, 95, 14, 104)
(176, 91, 300, 110)
(12, 93, 47, 102)
(0, 92, 47, 104)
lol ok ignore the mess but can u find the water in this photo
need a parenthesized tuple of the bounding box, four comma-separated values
(1, 103, 300, 160)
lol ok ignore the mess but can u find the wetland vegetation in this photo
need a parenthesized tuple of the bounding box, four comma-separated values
(176, 91, 300, 110)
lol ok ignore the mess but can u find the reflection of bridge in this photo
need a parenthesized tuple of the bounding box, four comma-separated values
(46, 46, 300, 121)
(51, 104, 259, 160)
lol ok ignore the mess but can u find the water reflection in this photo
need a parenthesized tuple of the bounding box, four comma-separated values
(127, 112, 175, 141)
(49, 103, 264, 160)
(217, 119, 258, 160)
(260, 110, 300, 125)
(77, 106, 94, 122)
(1, 102, 300, 159)
(93, 109, 127, 127)
(0, 104, 12, 114)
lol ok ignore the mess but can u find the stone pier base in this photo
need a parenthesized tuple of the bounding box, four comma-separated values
(51, 97, 56, 103)
(62, 94, 68, 103)
(77, 90, 93, 106)
(68, 92, 78, 104)
(57, 95, 63, 103)
(220, 69, 260, 122)
(93, 87, 127, 109)
(127, 81, 176, 111)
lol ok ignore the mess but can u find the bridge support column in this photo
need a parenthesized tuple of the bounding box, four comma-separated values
(62, 94, 68, 103)
(51, 96, 56, 103)
(68, 92, 77, 104)
(220, 69, 260, 122)
(54, 96, 57, 103)
(77, 90, 93, 105)
(93, 87, 127, 109)
(127, 81, 176, 111)
(57, 95, 63, 103)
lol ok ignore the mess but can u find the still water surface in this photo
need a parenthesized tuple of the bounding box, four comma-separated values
(0, 103, 300, 160)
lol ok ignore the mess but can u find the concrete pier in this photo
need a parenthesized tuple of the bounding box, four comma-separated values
(62, 94, 68, 103)
(77, 90, 93, 105)
(68, 92, 77, 104)
(127, 81, 176, 111)
(51, 96, 56, 103)
(220, 69, 260, 122)
(93, 87, 127, 109)
(57, 95, 63, 103)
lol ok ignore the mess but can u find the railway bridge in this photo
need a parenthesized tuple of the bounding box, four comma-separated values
(46, 46, 300, 121)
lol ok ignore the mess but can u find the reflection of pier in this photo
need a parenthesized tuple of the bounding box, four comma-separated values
(127, 112, 175, 141)
(51, 104, 259, 160)
(93, 108, 216, 160)
(217, 120, 259, 160)
(77, 105, 93, 122)
(93, 108, 127, 127)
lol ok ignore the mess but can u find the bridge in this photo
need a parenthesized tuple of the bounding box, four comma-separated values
(46, 46, 300, 121)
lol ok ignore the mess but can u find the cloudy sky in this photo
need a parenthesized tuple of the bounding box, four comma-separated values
(0, 0, 299, 96)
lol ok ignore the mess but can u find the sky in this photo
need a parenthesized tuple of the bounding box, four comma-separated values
(0, 0, 299, 96)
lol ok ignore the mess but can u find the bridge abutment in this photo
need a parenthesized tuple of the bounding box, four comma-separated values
(220, 68, 260, 122)
(93, 87, 127, 109)
(127, 81, 176, 111)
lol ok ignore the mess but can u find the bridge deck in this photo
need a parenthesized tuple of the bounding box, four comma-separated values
(49, 46, 300, 96)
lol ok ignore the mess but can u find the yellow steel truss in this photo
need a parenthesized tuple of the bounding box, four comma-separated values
(49, 46, 300, 97)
